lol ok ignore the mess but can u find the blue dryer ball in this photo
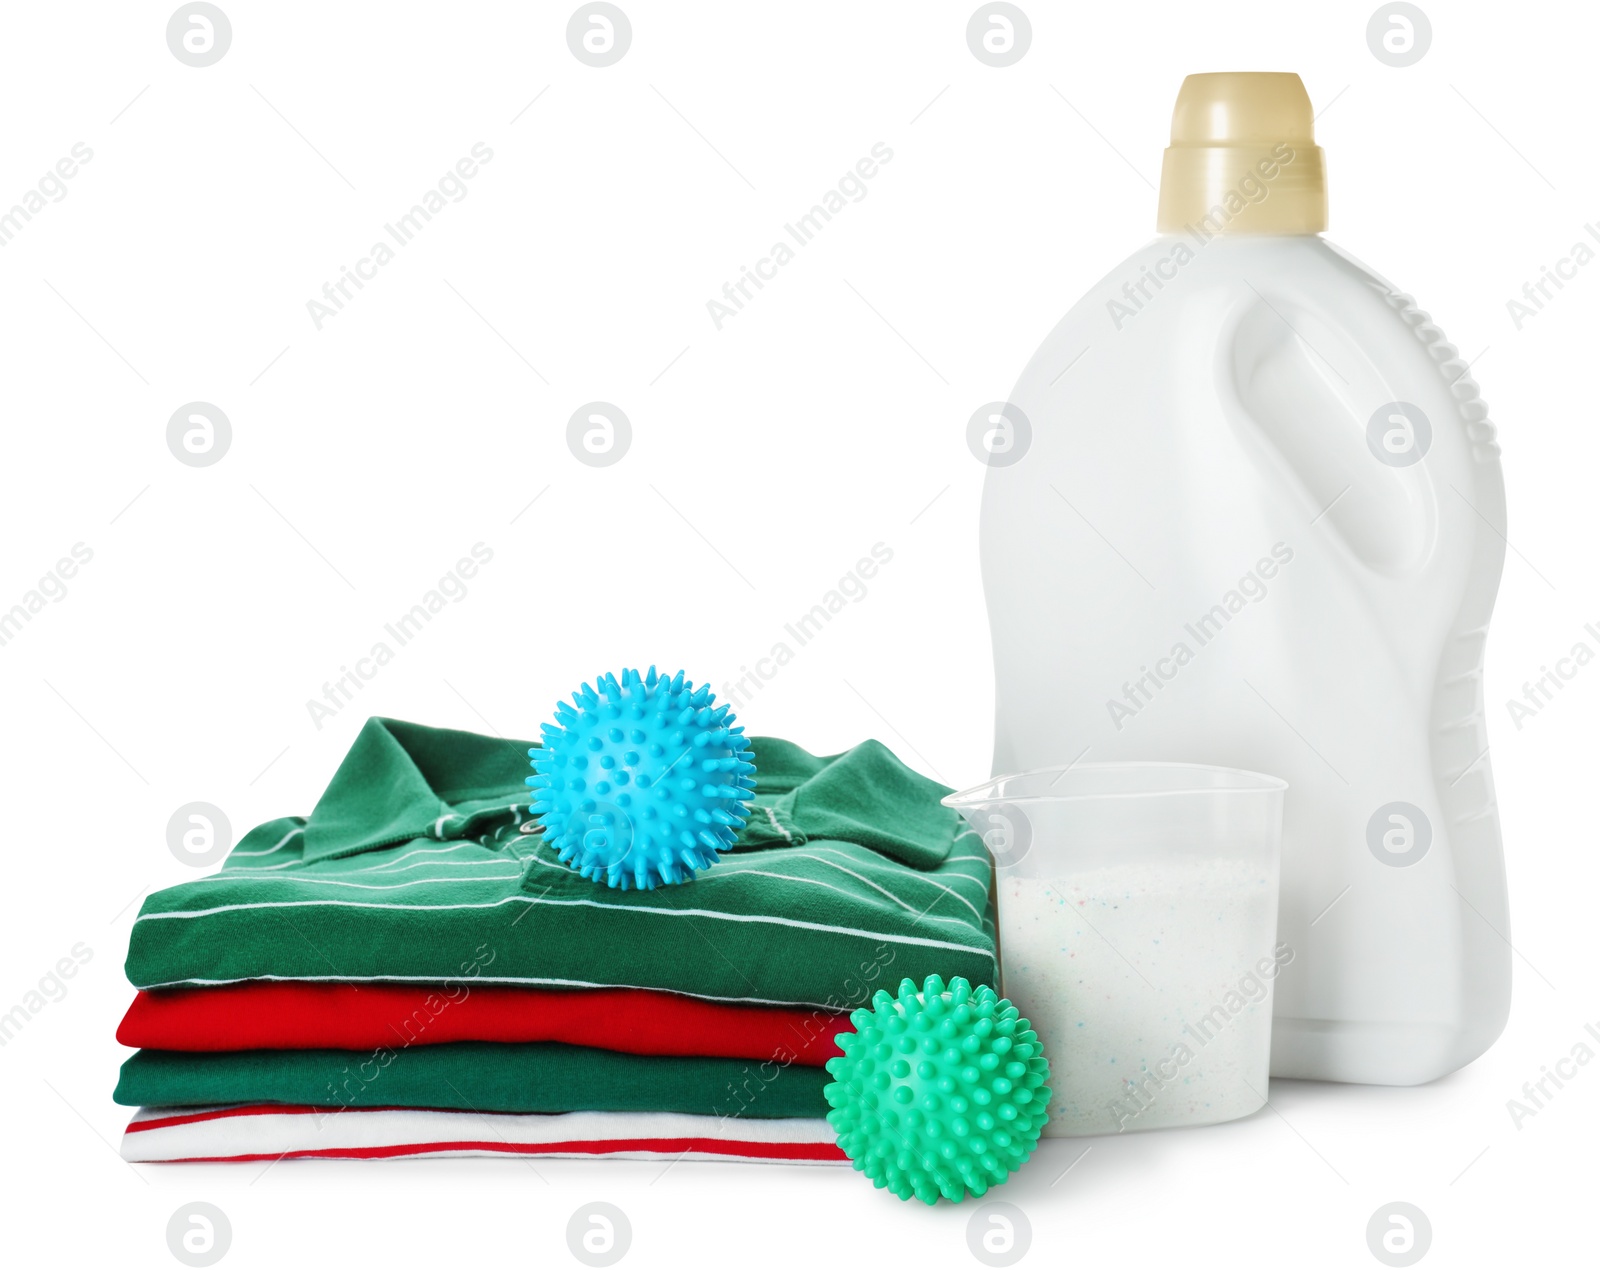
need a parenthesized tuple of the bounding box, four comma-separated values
(527, 667, 756, 891)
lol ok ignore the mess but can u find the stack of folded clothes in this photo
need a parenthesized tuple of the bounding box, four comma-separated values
(116, 718, 998, 1164)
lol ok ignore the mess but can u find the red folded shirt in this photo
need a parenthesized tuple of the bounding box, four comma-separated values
(117, 982, 850, 1067)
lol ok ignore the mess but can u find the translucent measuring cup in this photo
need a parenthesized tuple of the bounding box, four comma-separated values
(944, 763, 1286, 1136)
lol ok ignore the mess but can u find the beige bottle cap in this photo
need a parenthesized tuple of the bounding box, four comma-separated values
(1156, 72, 1326, 235)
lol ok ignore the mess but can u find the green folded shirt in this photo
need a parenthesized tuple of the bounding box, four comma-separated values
(115, 1041, 829, 1118)
(126, 718, 996, 1010)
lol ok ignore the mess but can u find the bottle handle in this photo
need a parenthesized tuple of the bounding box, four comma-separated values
(1214, 279, 1443, 581)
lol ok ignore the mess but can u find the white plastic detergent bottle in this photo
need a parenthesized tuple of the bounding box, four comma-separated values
(979, 72, 1508, 1085)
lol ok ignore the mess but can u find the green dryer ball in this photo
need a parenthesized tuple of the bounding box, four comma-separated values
(823, 974, 1051, 1204)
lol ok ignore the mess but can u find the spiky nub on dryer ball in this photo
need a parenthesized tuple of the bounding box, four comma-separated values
(824, 975, 1052, 1204)
(527, 668, 755, 891)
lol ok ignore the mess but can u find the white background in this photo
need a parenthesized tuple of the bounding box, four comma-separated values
(1, 1, 1595, 1266)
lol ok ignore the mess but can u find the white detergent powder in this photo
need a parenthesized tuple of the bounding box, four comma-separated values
(1000, 858, 1282, 1136)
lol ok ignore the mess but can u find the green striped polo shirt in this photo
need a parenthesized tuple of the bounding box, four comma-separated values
(126, 718, 997, 1009)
